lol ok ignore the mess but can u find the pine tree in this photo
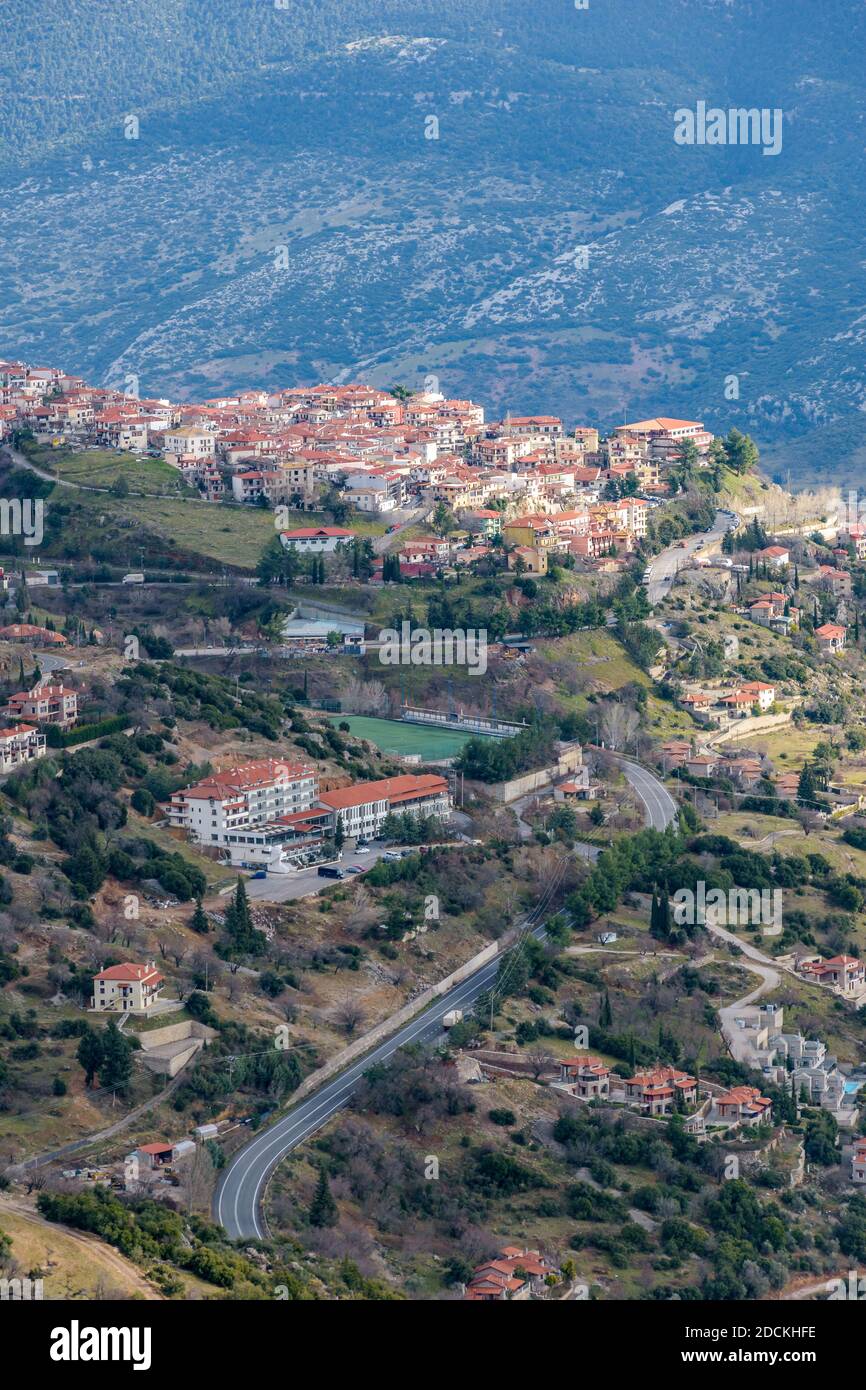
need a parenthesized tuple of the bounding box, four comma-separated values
(309, 1165, 338, 1228)
(223, 877, 265, 955)
(599, 991, 613, 1028)
(76, 1028, 105, 1087)
(190, 896, 210, 934)
(334, 816, 345, 852)
(98, 1020, 133, 1093)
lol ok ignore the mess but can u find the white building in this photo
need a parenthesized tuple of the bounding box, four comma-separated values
(279, 526, 355, 553)
(0, 724, 46, 770)
(163, 426, 215, 458)
(319, 773, 451, 840)
(91, 961, 164, 1013)
(165, 758, 319, 849)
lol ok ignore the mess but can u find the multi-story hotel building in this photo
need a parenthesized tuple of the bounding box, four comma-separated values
(165, 759, 319, 849)
(166, 761, 451, 872)
(318, 773, 451, 841)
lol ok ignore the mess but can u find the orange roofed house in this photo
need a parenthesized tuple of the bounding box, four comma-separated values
(798, 954, 865, 996)
(558, 1055, 611, 1099)
(464, 1246, 559, 1301)
(91, 961, 164, 1013)
(815, 622, 846, 654)
(625, 1065, 697, 1116)
(0, 723, 46, 769)
(713, 1086, 773, 1128)
(0, 624, 67, 646)
(5, 681, 78, 729)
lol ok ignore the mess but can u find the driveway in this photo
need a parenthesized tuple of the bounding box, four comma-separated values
(707, 917, 781, 1062)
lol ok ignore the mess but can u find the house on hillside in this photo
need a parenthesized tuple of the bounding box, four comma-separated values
(815, 622, 846, 654)
(464, 1247, 559, 1301)
(91, 962, 164, 1013)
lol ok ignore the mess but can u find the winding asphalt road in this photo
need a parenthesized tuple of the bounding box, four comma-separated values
(645, 508, 738, 606)
(614, 756, 679, 831)
(214, 755, 679, 1240)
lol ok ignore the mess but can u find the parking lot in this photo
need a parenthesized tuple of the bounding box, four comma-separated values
(242, 844, 396, 903)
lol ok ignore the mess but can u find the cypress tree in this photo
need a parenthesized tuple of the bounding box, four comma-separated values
(76, 1028, 105, 1087)
(190, 896, 210, 934)
(309, 1165, 338, 1228)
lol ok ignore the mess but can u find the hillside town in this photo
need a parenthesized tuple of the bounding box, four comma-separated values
(0, 353, 865, 1314)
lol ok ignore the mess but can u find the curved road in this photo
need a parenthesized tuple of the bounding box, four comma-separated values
(613, 755, 679, 831)
(214, 756, 679, 1240)
(645, 508, 738, 606)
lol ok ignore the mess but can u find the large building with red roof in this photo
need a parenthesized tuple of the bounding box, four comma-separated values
(91, 961, 164, 1013)
(166, 759, 451, 871)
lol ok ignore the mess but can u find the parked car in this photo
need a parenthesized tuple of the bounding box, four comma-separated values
(317, 865, 344, 879)
(346, 865, 364, 874)
(355, 846, 370, 855)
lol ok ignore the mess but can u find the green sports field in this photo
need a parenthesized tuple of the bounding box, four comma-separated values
(328, 715, 475, 759)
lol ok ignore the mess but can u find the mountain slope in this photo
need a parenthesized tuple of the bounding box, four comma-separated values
(2, 1, 865, 483)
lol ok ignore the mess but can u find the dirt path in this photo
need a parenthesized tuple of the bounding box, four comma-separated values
(20, 1068, 188, 1171)
(0, 1195, 163, 1300)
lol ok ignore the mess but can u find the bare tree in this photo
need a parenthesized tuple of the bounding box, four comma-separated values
(526, 1050, 555, 1082)
(334, 998, 366, 1038)
(599, 700, 640, 752)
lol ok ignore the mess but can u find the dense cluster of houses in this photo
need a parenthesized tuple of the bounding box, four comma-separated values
(0, 357, 715, 573)
(729, 1003, 848, 1114)
(657, 738, 866, 818)
(164, 756, 451, 871)
(677, 678, 778, 726)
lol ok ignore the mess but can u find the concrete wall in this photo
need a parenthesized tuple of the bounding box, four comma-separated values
(136, 1020, 217, 1052)
(136, 1020, 217, 1077)
(291, 938, 503, 1105)
(706, 711, 793, 747)
(484, 744, 584, 804)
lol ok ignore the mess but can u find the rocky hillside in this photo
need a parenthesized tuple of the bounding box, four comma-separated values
(2, 0, 865, 482)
